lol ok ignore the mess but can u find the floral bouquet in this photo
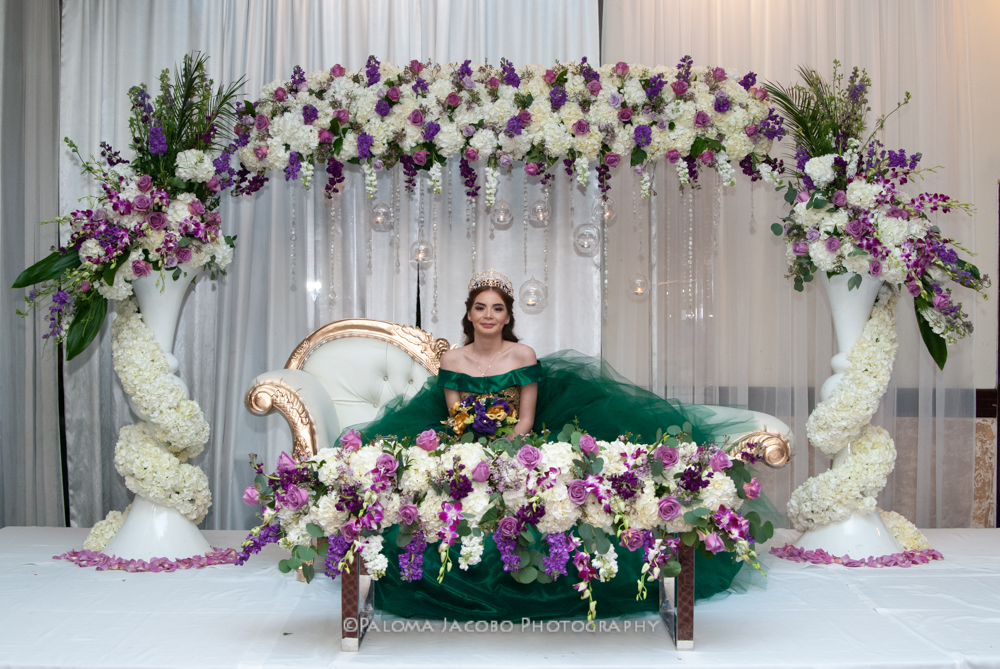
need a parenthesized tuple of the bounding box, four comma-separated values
(445, 393, 518, 438)
(12, 54, 244, 359)
(766, 61, 989, 368)
(238, 422, 773, 620)
(235, 55, 782, 206)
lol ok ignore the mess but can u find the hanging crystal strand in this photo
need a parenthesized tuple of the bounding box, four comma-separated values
(328, 194, 339, 311)
(633, 172, 642, 264)
(366, 180, 373, 272)
(543, 184, 550, 291)
(432, 177, 439, 323)
(447, 162, 453, 232)
(289, 182, 297, 290)
(748, 180, 757, 234)
(393, 170, 402, 271)
(686, 188, 695, 319)
(713, 176, 722, 257)
(522, 176, 529, 273)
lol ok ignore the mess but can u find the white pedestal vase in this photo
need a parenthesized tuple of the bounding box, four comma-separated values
(794, 272, 902, 558)
(103, 265, 212, 561)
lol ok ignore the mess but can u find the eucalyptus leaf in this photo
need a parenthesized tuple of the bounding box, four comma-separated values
(305, 523, 325, 538)
(666, 425, 681, 436)
(277, 560, 292, 574)
(301, 563, 315, 583)
(396, 532, 414, 548)
(771, 222, 784, 236)
(660, 560, 682, 579)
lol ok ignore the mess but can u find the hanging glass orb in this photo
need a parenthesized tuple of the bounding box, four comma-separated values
(528, 199, 550, 228)
(592, 195, 617, 227)
(370, 202, 392, 232)
(573, 223, 601, 256)
(409, 239, 434, 270)
(491, 200, 514, 230)
(628, 273, 649, 298)
(519, 278, 547, 314)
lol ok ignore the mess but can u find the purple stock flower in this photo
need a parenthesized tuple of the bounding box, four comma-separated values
(505, 116, 524, 137)
(542, 532, 576, 579)
(422, 121, 440, 141)
(236, 522, 280, 566)
(357, 134, 374, 159)
(399, 530, 427, 582)
(302, 105, 318, 125)
(501, 58, 520, 88)
(645, 74, 667, 98)
(714, 90, 731, 113)
(633, 124, 652, 148)
(375, 99, 390, 117)
(549, 86, 567, 109)
(323, 534, 352, 578)
(365, 55, 381, 87)
(412, 77, 429, 95)
(284, 151, 302, 181)
(608, 471, 641, 500)
(148, 125, 167, 155)
(494, 530, 520, 572)
(738, 72, 757, 90)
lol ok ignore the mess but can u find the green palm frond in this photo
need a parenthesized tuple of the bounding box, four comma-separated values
(765, 77, 836, 159)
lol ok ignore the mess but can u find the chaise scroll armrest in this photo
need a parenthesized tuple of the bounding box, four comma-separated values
(702, 407, 792, 468)
(244, 369, 342, 461)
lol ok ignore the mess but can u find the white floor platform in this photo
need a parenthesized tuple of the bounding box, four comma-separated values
(1, 526, 998, 668)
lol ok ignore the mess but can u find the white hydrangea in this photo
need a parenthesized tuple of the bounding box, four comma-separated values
(804, 154, 837, 189)
(174, 149, 216, 183)
(846, 179, 881, 209)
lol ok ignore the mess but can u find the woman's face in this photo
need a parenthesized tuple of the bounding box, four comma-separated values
(468, 289, 509, 338)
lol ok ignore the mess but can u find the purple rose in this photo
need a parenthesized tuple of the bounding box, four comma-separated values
(832, 190, 847, 207)
(465, 147, 479, 161)
(516, 444, 542, 469)
(699, 150, 714, 164)
(543, 69, 557, 84)
(416, 429, 439, 451)
(845, 220, 864, 238)
(132, 194, 151, 212)
(620, 528, 645, 552)
(933, 293, 951, 311)
(709, 448, 732, 472)
(398, 503, 419, 525)
(273, 87, 287, 102)
(745, 124, 758, 136)
(387, 86, 400, 102)
(373, 159, 384, 173)
(499, 154, 513, 168)
(336, 109, 349, 124)
(753, 87, 767, 100)
(869, 260, 883, 278)
(579, 434, 599, 455)
(341, 519, 360, 543)
(587, 80, 602, 96)
(743, 478, 761, 500)
(331, 64, 345, 78)
(653, 445, 679, 468)
(412, 150, 429, 166)
(567, 479, 590, 505)
(487, 76, 500, 88)
(795, 190, 810, 203)
(242, 486, 261, 506)
(188, 200, 205, 216)
(318, 128, 334, 144)
(657, 496, 682, 521)
(615, 61, 629, 76)
(497, 515, 520, 539)
(175, 247, 192, 264)
(254, 114, 269, 132)
(131, 260, 152, 278)
(806, 229, 821, 242)
(573, 119, 590, 135)
(471, 460, 491, 483)
(376, 453, 399, 477)
(792, 241, 809, 256)
(666, 149, 681, 164)
(524, 162, 540, 176)
(712, 67, 727, 82)
(702, 531, 725, 554)
(693, 110, 711, 127)
(206, 175, 222, 192)
(608, 92, 623, 109)
(254, 145, 268, 161)
(618, 107, 633, 122)
(907, 281, 922, 297)
(446, 92, 462, 107)
(408, 109, 424, 126)
(136, 175, 153, 192)
(604, 153, 621, 168)
(409, 60, 423, 74)
(517, 108, 532, 124)
(283, 484, 309, 511)
(462, 124, 476, 137)
(825, 237, 841, 253)
(276, 451, 298, 473)
(340, 428, 362, 452)
(670, 80, 688, 97)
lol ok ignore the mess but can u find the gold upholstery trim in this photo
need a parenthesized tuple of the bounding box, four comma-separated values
(285, 318, 451, 374)
(244, 380, 317, 461)
(731, 430, 791, 468)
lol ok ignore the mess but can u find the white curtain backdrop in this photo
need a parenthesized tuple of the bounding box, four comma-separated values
(602, 0, 982, 529)
(58, 0, 601, 531)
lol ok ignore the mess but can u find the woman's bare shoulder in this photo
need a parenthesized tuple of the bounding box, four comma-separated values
(440, 346, 469, 371)
(509, 342, 538, 366)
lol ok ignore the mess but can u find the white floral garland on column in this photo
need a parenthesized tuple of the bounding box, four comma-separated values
(786, 285, 928, 550)
(84, 297, 212, 551)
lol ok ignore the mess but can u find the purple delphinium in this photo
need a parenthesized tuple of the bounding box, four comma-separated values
(645, 73, 667, 99)
(422, 121, 440, 142)
(148, 124, 167, 155)
(290, 65, 306, 91)
(549, 86, 567, 109)
(399, 530, 427, 582)
(738, 72, 757, 91)
(323, 534, 352, 578)
(757, 109, 786, 142)
(542, 532, 575, 579)
(675, 55, 694, 83)
(608, 471, 642, 500)
(324, 157, 345, 198)
(236, 522, 280, 566)
(357, 133, 375, 159)
(284, 151, 302, 181)
(365, 55, 381, 87)
(501, 58, 520, 88)
(633, 124, 652, 148)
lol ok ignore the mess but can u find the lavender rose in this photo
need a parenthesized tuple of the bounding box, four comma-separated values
(567, 479, 590, 505)
(283, 484, 309, 511)
(497, 515, 520, 539)
(416, 429, 439, 452)
(413, 150, 429, 166)
(604, 153, 621, 168)
(745, 124, 758, 136)
(398, 503, 419, 525)
(699, 150, 714, 164)
(586, 80, 602, 96)
(331, 64, 345, 77)
(615, 61, 629, 76)
(657, 496, 682, 521)
(175, 247, 192, 264)
(273, 87, 287, 101)
(743, 478, 761, 500)
(339, 428, 362, 452)
(132, 194, 151, 212)
(933, 293, 951, 311)
(254, 114, 269, 132)
(341, 519, 360, 542)
(573, 119, 590, 135)
(387, 86, 400, 101)
(618, 107, 633, 122)
(465, 148, 479, 161)
(825, 237, 841, 253)
(693, 110, 711, 127)
(709, 448, 732, 472)
(376, 453, 399, 477)
(620, 528, 645, 552)
(336, 109, 349, 124)
(188, 199, 205, 216)
(408, 109, 425, 126)
(666, 149, 681, 164)
(254, 146, 268, 161)
(579, 434, 599, 455)
(446, 92, 462, 107)
(832, 190, 848, 207)
(792, 241, 809, 256)
(132, 260, 152, 278)
(653, 445, 679, 468)
(242, 486, 261, 506)
(869, 260, 883, 277)
(795, 190, 809, 203)
(845, 220, 864, 238)
(670, 80, 688, 96)
(806, 229, 821, 242)
(702, 531, 725, 554)
(471, 460, 491, 483)
(276, 451, 297, 473)
(524, 162, 540, 176)
(207, 175, 222, 192)
(516, 444, 542, 469)
(136, 174, 153, 192)
(907, 281, 922, 297)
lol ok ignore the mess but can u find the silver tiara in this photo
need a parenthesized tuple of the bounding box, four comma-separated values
(468, 269, 513, 297)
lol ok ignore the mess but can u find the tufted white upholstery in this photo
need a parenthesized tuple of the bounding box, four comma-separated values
(302, 337, 432, 430)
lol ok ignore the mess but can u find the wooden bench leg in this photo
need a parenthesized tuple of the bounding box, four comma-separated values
(659, 542, 695, 650)
(341, 551, 374, 651)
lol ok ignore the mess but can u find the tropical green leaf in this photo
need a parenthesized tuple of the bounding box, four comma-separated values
(65, 292, 108, 361)
(915, 308, 948, 370)
(12, 249, 81, 288)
